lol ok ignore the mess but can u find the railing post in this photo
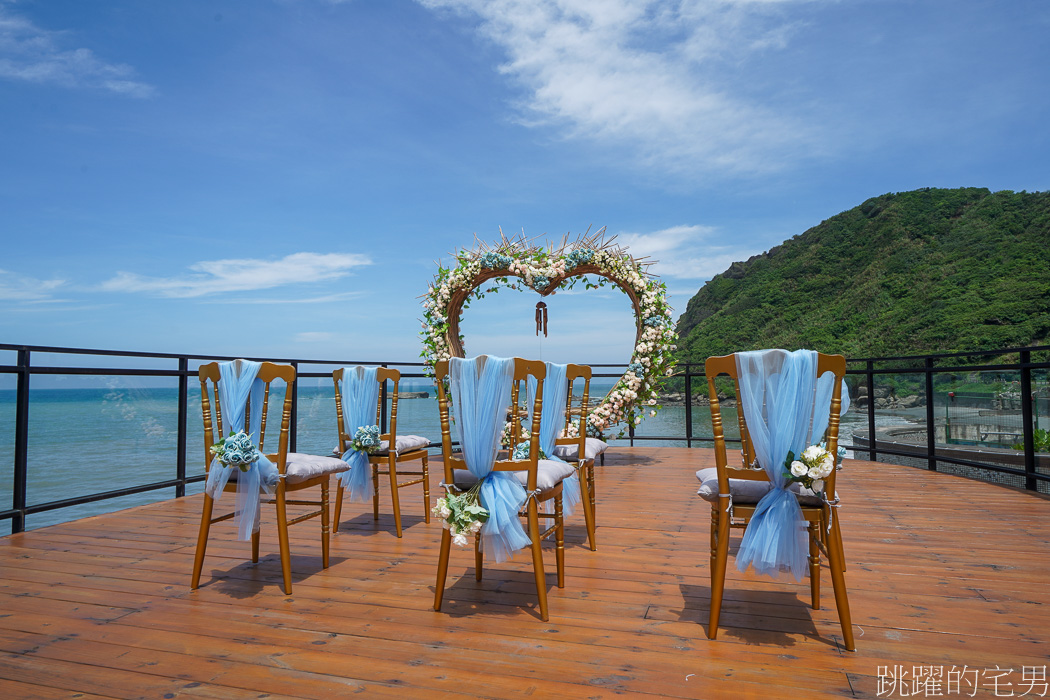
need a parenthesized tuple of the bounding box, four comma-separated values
(1019, 349, 1036, 490)
(290, 361, 299, 453)
(925, 357, 937, 471)
(176, 357, 188, 498)
(866, 360, 876, 461)
(684, 364, 693, 448)
(12, 348, 30, 534)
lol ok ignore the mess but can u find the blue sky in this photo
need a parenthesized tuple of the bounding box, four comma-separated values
(2, 0, 1048, 368)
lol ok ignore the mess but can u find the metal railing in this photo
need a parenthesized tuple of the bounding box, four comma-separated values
(3, 342, 1048, 533)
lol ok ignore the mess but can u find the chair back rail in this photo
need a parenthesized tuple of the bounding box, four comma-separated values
(198, 361, 295, 476)
(333, 366, 405, 449)
(705, 352, 847, 495)
(434, 357, 546, 492)
(556, 363, 591, 454)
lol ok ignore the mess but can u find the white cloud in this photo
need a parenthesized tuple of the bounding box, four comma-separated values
(417, 0, 817, 175)
(203, 291, 367, 305)
(616, 224, 762, 281)
(0, 6, 155, 97)
(100, 252, 372, 298)
(0, 269, 66, 301)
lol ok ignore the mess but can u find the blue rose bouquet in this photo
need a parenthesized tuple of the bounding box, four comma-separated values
(210, 430, 262, 472)
(512, 440, 548, 461)
(479, 251, 512, 269)
(350, 424, 382, 454)
(564, 248, 594, 269)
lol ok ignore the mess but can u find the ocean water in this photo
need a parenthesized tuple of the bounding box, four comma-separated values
(0, 380, 878, 533)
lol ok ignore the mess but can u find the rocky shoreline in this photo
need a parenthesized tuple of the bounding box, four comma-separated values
(655, 384, 927, 410)
(851, 384, 924, 409)
(658, 392, 736, 407)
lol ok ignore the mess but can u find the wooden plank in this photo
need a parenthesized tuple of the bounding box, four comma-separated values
(0, 448, 1047, 699)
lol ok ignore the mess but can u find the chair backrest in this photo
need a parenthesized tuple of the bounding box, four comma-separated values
(198, 360, 295, 475)
(705, 352, 847, 498)
(555, 363, 591, 455)
(333, 366, 404, 453)
(435, 357, 546, 490)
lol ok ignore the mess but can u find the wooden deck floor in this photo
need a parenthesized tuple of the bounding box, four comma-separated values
(0, 447, 1048, 699)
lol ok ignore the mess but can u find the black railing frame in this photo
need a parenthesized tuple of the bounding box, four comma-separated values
(2, 342, 1048, 534)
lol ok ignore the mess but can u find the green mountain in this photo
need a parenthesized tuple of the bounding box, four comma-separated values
(675, 187, 1050, 364)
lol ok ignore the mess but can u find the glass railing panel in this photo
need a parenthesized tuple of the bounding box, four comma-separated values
(1031, 362, 1049, 495)
(0, 373, 15, 536)
(25, 374, 182, 529)
(853, 358, 929, 467)
(930, 367, 1027, 489)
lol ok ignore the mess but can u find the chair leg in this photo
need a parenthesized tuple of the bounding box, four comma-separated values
(251, 528, 261, 564)
(422, 453, 431, 523)
(826, 516, 856, 651)
(527, 498, 549, 621)
(321, 479, 331, 569)
(333, 482, 345, 534)
(474, 532, 484, 581)
(388, 456, 403, 538)
(708, 502, 731, 640)
(434, 528, 452, 612)
(578, 461, 597, 551)
(587, 459, 597, 523)
(808, 521, 821, 610)
(820, 507, 846, 573)
(371, 463, 381, 522)
(555, 494, 565, 588)
(832, 512, 847, 572)
(275, 485, 293, 595)
(190, 494, 215, 589)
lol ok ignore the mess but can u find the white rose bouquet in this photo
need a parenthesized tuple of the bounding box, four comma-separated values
(784, 443, 837, 496)
(559, 419, 581, 439)
(210, 430, 262, 472)
(432, 483, 489, 547)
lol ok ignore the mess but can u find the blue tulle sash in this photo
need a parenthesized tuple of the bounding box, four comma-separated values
(338, 366, 380, 502)
(204, 360, 280, 541)
(450, 356, 533, 563)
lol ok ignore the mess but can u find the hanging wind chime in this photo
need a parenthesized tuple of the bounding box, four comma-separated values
(535, 301, 548, 337)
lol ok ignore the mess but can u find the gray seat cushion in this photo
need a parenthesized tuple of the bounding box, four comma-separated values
(552, 437, 608, 461)
(376, 434, 430, 456)
(226, 453, 349, 486)
(453, 459, 577, 492)
(331, 435, 431, 458)
(695, 467, 824, 507)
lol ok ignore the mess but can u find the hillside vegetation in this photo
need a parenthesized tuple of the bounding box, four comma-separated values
(675, 187, 1050, 364)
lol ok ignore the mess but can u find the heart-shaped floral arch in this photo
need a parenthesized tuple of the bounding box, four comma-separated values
(420, 232, 678, 439)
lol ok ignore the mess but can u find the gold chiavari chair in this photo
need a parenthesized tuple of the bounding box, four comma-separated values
(191, 360, 349, 594)
(332, 366, 431, 538)
(549, 363, 599, 551)
(433, 357, 575, 621)
(700, 352, 854, 650)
